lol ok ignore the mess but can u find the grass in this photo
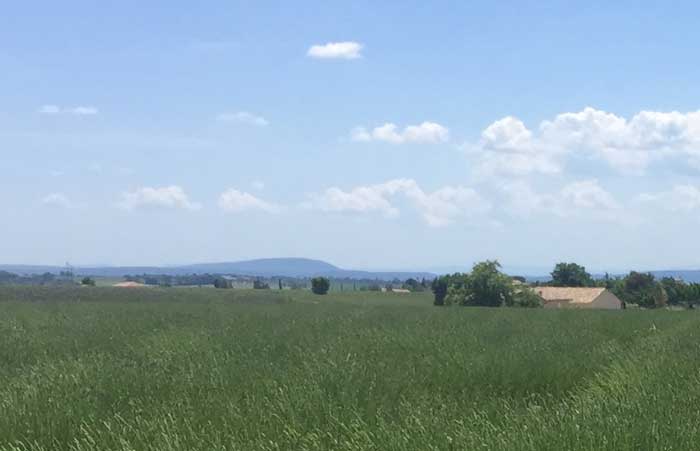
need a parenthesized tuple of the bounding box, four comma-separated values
(1, 286, 700, 450)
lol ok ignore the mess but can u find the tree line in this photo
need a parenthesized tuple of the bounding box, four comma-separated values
(542, 262, 700, 308)
(432, 261, 700, 308)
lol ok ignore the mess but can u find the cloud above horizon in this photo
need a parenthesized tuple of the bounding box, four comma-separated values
(500, 179, 622, 222)
(307, 41, 363, 59)
(351, 122, 449, 144)
(118, 186, 201, 211)
(38, 105, 99, 115)
(42, 193, 79, 209)
(306, 178, 490, 227)
(216, 111, 269, 126)
(218, 189, 281, 213)
(468, 107, 700, 177)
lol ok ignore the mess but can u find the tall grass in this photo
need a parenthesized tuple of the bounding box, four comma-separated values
(0, 286, 698, 450)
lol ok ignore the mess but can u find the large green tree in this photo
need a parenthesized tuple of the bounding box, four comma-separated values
(612, 271, 668, 308)
(550, 262, 594, 287)
(443, 261, 514, 307)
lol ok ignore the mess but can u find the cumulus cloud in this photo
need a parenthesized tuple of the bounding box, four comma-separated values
(351, 122, 449, 144)
(218, 189, 281, 213)
(216, 111, 269, 126)
(638, 185, 700, 212)
(307, 41, 363, 59)
(560, 179, 619, 211)
(469, 107, 700, 177)
(500, 179, 621, 221)
(38, 105, 98, 115)
(469, 116, 562, 177)
(118, 186, 201, 211)
(307, 178, 490, 227)
(42, 193, 78, 209)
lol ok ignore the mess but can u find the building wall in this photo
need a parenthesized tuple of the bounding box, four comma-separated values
(590, 291, 623, 309)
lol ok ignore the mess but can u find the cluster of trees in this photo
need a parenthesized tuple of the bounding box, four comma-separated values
(401, 278, 430, 292)
(432, 261, 542, 308)
(252, 279, 270, 289)
(544, 262, 700, 308)
(0, 271, 75, 286)
(125, 273, 222, 287)
(607, 272, 700, 308)
(430, 260, 700, 309)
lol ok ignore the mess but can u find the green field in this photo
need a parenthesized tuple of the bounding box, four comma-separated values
(1, 286, 700, 450)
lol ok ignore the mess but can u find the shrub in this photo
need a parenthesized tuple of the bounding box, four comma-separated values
(81, 277, 96, 287)
(213, 278, 232, 289)
(311, 277, 330, 295)
(253, 280, 270, 290)
(431, 275, 452, 305)
(512, 288, 544, 308)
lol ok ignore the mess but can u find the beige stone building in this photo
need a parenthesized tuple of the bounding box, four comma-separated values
(533, 287, 623, 310)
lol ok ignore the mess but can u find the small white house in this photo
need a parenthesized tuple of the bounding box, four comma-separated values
(533, 287, 622, 310)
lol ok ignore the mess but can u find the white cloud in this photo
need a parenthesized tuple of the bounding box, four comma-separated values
(351, 122, 449, 144)
(38, 105, 61, 114)
(638, 184, 700, 212)
(560, 179, 619, 211)
(42, 193, 78, 209)
(38, 105, 98, 115)
(481, 116, 534, 151)
(307, 41, 363, 59)
(469, 107, 700, 177)
(218, 189, 281, 213)
(469, 116, 565, 178)
(216, 111, 269, 126)
(118, 186, 201, 211)
(500, 179, 621, 221)
(307, 178, 490, 227)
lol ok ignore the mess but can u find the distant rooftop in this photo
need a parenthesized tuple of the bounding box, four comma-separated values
(533, 287, 607, 304)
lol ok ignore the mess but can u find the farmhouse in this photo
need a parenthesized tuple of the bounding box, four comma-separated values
(533, 287, 622, 310)
(113, 281, 147, 288)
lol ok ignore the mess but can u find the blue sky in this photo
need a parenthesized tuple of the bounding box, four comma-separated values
(4, 1, 700, 273)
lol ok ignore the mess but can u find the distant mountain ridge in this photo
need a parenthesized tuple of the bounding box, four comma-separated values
(0, 258, 435, 281)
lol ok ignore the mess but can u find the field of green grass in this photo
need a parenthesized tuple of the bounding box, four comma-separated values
(1, 286, 700, 450)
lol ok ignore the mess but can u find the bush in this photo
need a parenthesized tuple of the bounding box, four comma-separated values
(81, 277, 96, 287)
(311, 277, 330, 295)
(213, 278, 232, 289)
(431, 277, 447, 305)
(512, 288, 543, 308)
(253, 280, 270, 290)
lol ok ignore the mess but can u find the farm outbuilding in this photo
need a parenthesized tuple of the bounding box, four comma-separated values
(113, 281, 147, 288)
(533, 287, 622, 310)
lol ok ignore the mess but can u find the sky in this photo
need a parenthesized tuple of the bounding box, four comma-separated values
(4, 1, 700, 273)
